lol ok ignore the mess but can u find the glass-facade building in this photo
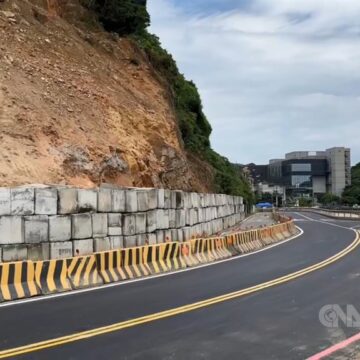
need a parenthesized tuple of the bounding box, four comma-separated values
(280, 159, 328, 199)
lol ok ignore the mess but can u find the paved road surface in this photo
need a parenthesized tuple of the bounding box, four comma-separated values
(1, 211, 360, 359)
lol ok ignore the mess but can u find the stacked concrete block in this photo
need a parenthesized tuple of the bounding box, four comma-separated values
(72, 214, 92, 239)
(0, 216, 24, 244)
(136, 234, 147, 246)
(73, 239, 93, 256)
(137, 190, 149, 212)
(156, 230, 164, 244)
(98, 188, 112, 213)
(172, 191, 184, 209)
(157, 189, 165, 209)
(49, 216, 71, 242)
(175, 209, 185, 228)
(2, 245, 28, 261)
(50, 241, 73, 259)
(163, 229, 171, 242)
(0, 188, 11, 216)
(146, 210, 157, 233)
(163, 210, 170, 229)
(148, 189, 158, 210)
(0, 185, 246, 261)
(35, 188, 57, 215)
(123, 214, 136, 236)
(135, 213, 147, 234)
(109, 236, 123, 249)
(11, 187, 35, 215)
(171, 229, 178, 242)
(24, 216, 48, 244)
(124, 235, 137, 248)
(94, 237, 111, 252)
(125, 190, 138, 212)
(108, 214, 122, 236)
(78, 189, 97, 213)
(169, 209, 176, 228)
(147, 233, 157, 245)
(177, 229, 183, 242)
(92, 214, 108, 238)
(58, 188, 77, 214)
(112, 189, 126, 212)
(27, 243, 50, 261)
(182, 227, 191, 241)
(164, 189, 171, 208)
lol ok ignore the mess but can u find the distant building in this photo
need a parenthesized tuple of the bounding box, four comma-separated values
(246, 147, 351, 204)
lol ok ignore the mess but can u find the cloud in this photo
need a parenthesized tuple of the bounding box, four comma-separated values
(148, 0, 360, 165)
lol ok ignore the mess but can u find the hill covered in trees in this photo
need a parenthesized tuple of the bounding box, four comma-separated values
(342, 163, 360, 205)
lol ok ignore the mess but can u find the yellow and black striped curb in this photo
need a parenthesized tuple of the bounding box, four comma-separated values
(0, 219, 298, 302)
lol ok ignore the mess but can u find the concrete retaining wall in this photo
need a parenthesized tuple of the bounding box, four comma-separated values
(0, 185, 245, 262)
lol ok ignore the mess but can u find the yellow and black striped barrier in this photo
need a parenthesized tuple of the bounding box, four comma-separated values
(0, 261, 40, 301)
(34, 259, 71, 295)
(95, 250, 128, 284)
(0, 218, 298, 302)
(163, 242, 186, 271)
(67, 255, 103, 289)
(190, 238, 215, 264)
(180, 242, 200, 267)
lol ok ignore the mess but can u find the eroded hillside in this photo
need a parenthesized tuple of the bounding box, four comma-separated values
(0, 0, 214, 191)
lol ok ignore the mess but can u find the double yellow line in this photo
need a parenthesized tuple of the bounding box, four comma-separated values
(1, 231, 359, 359)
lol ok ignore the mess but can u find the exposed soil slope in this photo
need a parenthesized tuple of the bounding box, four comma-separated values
(0, 0, 213, 191)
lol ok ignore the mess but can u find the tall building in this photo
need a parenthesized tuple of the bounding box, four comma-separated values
(247, 147, 351, 203)
(325, 147, 351, 195)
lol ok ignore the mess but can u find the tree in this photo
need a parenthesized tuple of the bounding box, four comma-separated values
(342, 163, 360, 205)
(319, 193, 340, 205)
(85, 0, 150, 35)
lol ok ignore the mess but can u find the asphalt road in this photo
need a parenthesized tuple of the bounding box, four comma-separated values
(1, 211, 360, 359)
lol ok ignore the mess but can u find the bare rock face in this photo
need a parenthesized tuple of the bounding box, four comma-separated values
(0, 0, 213, 192)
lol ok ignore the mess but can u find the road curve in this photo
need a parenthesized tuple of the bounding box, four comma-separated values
(1, 212, 359, 359)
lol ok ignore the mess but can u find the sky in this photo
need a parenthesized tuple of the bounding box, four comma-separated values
(148, 0, 360, 165)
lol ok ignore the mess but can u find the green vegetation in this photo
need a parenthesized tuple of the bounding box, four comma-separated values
(298, 198, 312, 207)
(135, 31, 254, 203)
(342, 163, 360, 205)
(83, 0, 254, 203)
(82, 0, 149, 35)
(318, 193, 341, 205)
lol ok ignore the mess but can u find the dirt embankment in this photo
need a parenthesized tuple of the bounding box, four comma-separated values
(0, 0, 214, 191)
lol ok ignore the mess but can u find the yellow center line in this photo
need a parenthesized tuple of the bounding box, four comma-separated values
(1, 231, 359, 359)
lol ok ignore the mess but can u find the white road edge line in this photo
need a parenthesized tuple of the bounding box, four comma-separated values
(0, 226, 304, 308)
(293, 212, 359, 230)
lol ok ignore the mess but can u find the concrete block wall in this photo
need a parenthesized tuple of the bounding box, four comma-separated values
(0, 185, 245, 262)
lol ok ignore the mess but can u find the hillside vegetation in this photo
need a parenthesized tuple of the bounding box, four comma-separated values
(342, 163, 360, 205)
(83, 0, 253, 202)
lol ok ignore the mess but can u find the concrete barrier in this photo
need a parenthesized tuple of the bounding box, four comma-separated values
(189, 238, 215, 264)
(67, 255, 103, 289)
(95, 250, 128, 284)
(0, 261, 40, 301)
(34, 259, 71, 295)
(180, 242, 200, 267)
(0, 215, 297, 302)
(162, 242, 186, 272)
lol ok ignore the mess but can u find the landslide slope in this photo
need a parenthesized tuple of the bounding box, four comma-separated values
(0, 0, 214, 191)
(0, 0, 253, 202)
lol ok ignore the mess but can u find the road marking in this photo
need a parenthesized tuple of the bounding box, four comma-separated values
(294, 212, 357, 230)
(307, 331, 360, 360)
(0, 227, 304, 308)
(0, 230, 358, 359)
